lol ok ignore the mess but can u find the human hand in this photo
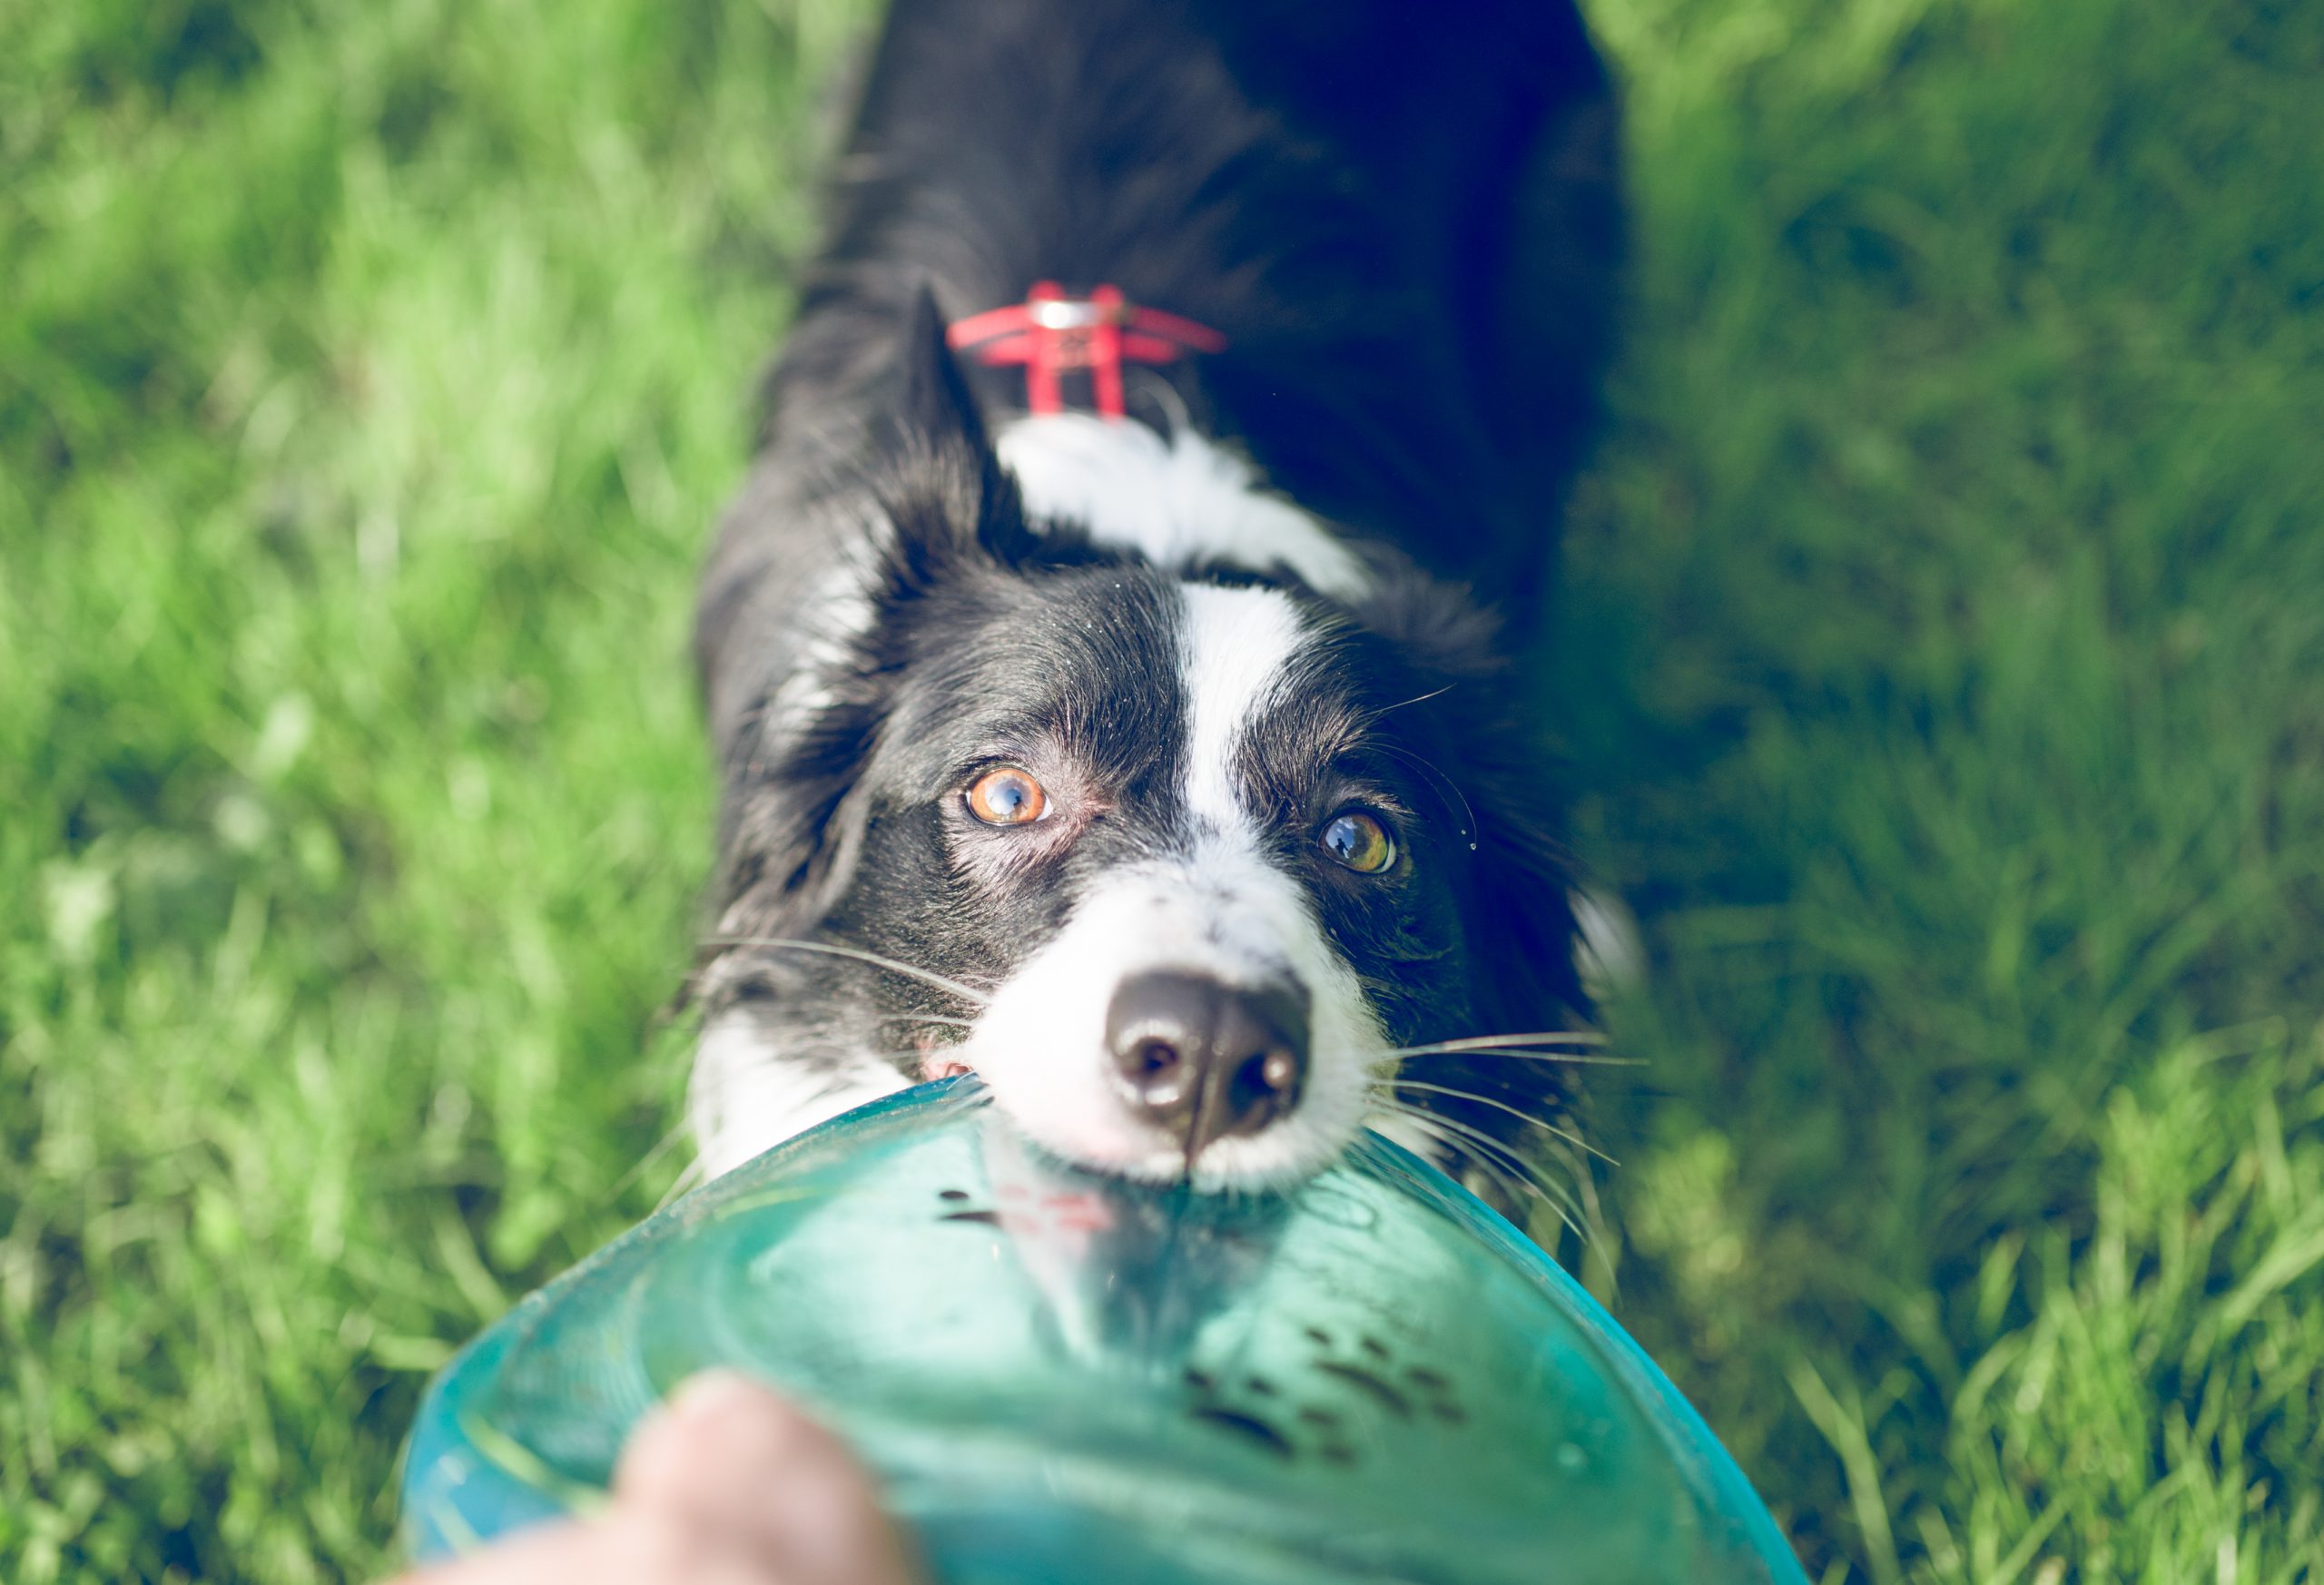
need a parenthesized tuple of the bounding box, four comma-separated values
(389, 1372, 921, 1585)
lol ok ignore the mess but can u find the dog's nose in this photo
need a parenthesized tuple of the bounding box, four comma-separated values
(1105, 970, 1311, 1160)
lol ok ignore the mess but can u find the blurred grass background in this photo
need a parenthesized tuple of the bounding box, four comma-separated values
(3, 0, 2320, 1580)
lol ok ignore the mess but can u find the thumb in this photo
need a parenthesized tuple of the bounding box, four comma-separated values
(615, 1371, 923, 1585)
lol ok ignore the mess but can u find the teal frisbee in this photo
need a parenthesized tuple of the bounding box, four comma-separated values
(399, 1081, 1803, 1584)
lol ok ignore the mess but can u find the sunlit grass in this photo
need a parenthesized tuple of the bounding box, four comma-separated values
(1569, 0, 2324, 1575)
(4, 0, 2319, 1579)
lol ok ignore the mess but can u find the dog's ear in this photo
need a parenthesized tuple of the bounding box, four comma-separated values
(1452, 741, 1590, 1039)
(1369, 589, 1595, 1207)
(876, 286, 1042, 586)
(898, 283, 991, 460)
(706, 291, 1035, 943)
(1355, 576, 1590, 1038)
(1426, 724, 1593, 1209)
(706, 686, 882, 950)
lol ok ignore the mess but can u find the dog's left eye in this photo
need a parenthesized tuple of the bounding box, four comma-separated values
(1319, 809, 1397, 873)
(965, 766, 1049, 826)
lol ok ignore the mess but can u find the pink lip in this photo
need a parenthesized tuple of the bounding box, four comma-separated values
(921, 1055, 975, 1082)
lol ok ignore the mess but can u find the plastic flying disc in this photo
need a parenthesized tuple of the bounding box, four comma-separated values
(399, 1081, 1805, 1584)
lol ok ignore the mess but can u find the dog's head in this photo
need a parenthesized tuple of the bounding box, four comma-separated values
(693, 293, 1585, 1189)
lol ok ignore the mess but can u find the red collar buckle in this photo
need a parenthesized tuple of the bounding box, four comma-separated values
(948, 282, 1226, 421)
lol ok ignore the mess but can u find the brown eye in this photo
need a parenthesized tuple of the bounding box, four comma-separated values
(965, 766, 1048, 826)
(1320, 809, 1396, 873)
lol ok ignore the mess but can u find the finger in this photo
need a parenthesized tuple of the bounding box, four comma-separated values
(616, 1370, 921, 1585)
(387, 1519, 606, 1585)
(390, 1507, 783, 1585)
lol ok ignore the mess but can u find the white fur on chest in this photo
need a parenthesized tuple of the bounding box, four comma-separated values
(689, 1014, 907, 1181)
(995, 413, 1373, 604)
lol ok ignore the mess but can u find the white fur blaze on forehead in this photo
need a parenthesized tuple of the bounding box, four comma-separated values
(1177, 582, 1309, 830)
(995, 413, 1374, 603)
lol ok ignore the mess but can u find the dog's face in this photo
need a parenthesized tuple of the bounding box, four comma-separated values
(693, 300, 1583, 1188)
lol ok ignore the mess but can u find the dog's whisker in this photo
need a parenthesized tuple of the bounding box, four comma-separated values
(1374, 1029, 1608, 1057)
(1374, 1102, 1529, 1189)
(1406, 1116, 1591, 1245)
(1364, 682, 1456, 722)
(1470, 1050, 1632, 1068)
(605, 1117, 697, 1209)
(1378, 1078, 1618, 1167)
(1369, 1102, 1585, 1241)
(1372, 740, 1481, 843)
(1536, 1133, 1617, 1291)
(1371, 1045, 1635, 1070)
(880, 1011, 980, 1029)
(651, 1155, 709, 1216)
(924, 1076, 997, 1117)
(700, 936, 993, 1006)
(1385, 1080, 1617, 1169)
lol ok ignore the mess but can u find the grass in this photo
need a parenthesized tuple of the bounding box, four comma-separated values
(2, 0, 2319, 1580)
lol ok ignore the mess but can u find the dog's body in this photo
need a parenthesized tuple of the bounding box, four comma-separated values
(689, 0, 1623, 1207)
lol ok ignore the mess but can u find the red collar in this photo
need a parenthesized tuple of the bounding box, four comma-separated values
(948, 282, 1226, 421)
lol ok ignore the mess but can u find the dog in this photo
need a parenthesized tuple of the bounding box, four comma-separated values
(686, 0, 1624, 1216)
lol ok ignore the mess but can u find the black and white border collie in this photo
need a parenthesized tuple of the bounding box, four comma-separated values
(688, 0, 1624, 1215)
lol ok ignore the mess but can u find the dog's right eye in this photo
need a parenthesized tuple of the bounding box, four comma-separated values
(965, 766, 1049, 826)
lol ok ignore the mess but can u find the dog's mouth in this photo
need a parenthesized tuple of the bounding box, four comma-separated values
(901, 1022, 977, 1084)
